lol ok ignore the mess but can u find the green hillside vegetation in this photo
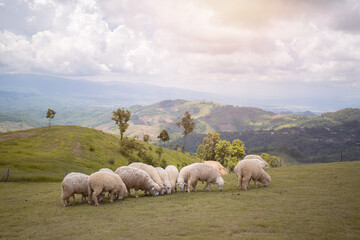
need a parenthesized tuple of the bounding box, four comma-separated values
(0, 161, 359, 239)
(0, 126, 198, 181)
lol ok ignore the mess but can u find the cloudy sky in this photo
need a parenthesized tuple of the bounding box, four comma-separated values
(0, 0, 359, 111)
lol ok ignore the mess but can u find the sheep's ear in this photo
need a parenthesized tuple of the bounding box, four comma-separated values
(151, 187, 155, 191)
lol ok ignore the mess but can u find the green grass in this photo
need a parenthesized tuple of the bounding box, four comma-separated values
(0, 126, 197, 181)
(0, 161, 359, 239)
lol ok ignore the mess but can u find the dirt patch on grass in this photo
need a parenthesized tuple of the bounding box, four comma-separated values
(0, 130, 38, 141)
(72, 142, 82, 157)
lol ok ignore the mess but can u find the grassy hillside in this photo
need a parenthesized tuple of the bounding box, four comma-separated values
(0, 126, 198, 181)
(0, 161, 359, 239)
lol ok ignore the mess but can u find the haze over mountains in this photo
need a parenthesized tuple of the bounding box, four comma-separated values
(1, 74, 358, 113)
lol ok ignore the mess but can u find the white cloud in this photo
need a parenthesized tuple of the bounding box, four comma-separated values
(0, 0, 359, 107)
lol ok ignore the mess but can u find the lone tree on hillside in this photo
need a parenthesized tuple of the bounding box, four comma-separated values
(176, 111, 195, 152)
(46, 108, 56, 129)
(112, 108, 131, 141)
(157, 129, 170, 147)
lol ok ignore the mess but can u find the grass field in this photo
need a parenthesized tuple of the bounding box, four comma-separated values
(0, 161, 359, 240)
(0, 126, 197, 181)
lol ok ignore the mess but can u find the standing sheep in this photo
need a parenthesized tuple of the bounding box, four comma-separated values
(243, 155, 268, 170)
(61, 172, 89, 207)
(156, 167, 172, 195)
(115, 166, 161, 198)
(187, 163, 225, 193)
(128, 162, 165, 195)
(165, 165, 179, 193)
(177, 164, 196, 192)
(234, 159, 271, 190)
(87, 171, 128, 206)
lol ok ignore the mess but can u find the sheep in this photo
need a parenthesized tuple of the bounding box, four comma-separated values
(234, 159, 271, 190)
(61, 172, 89, 207)
(186, 163, 225, 193)
(243, 155, 268, 170)
(177, 164, 196, 192)
(156, 167, 172, 195)
(115, 166, 161, 198)
(87, 171, 128, 206)
(165, 165, 179, 193)
(128, 162, 165, 195)
(98, 168, 114, 198)
(204, 161, 228, 175)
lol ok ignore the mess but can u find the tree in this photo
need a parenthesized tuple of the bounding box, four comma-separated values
(231, 139, 246, 160)
(196, 132, 220, 160)
(143, 134, 150, 142)
(260, 153, 281, 168)
(46, 108, 56, 129)
(214, 140, 232, 166)
(157, 129, 170, 147)
(176, 111, 195, 152)
(229, 139, 246, 168)
(111, 108, 131, 141)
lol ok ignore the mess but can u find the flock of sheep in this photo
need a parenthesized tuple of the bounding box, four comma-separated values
(61, 155, 271, 206)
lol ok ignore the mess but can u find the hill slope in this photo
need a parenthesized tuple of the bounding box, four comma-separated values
(0, 126, 198, 181)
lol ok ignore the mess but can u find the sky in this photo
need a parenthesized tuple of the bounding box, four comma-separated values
(0, 0, 359, 111)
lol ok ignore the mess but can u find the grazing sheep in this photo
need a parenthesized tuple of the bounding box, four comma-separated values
(87, 171, 128, 206)
(156, 167, 172, 195)
(165, 165, 179, 193)
(234, 159, 271, 190)
(204, 161, 228, 175)
(177, 164, 196, 192)
(187, 163, 225, 193)
(243, 155, 268, 170)
(128, 162, 165, 195)
(115, 166, 161, 198)
(61, 172, 89, 207)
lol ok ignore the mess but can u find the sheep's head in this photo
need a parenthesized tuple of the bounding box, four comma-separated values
(262, 173, 271, 187)
(215, 177, 225, 191)
(165, 184, 172, 195)
(177, 182, 186, 191)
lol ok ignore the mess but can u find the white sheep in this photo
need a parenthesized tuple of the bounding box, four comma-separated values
(156, 167, 172, 195)
(187, 163, 225, 193)
(243, 155, 268, 170)
(115, 166, 161, 198)
(87, 171, 128, 206)
(128, 162, 165, 195)
(177, 164, 196, 192)
(61, 172, 89, 207)
(165, 165, 179, 193)
(234, 159, 271, 190)
(99, 168, 113, 173)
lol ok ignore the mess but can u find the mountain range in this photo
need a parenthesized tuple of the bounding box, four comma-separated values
(1, 74, 359, 164)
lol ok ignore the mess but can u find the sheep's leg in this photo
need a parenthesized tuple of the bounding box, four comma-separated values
(242, 176, 250, 190)
(92, 188, 102, 206)
(192, 180, 198, 192)
(237, 175, 242, 189)
(61, 191, 73, 207)
(135, 190, 139, 198)
(254, 180, 259, 188)
(72, 195, 76, 203)
(202, 182, 211, 192)
(187, 178, 193, 193)
(109, 191, 115, 203)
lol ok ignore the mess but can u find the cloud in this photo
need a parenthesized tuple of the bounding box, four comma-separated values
(0, 0, 359, 107)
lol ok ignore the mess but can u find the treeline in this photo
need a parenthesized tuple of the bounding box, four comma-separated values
(171, 120, 360, 163)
